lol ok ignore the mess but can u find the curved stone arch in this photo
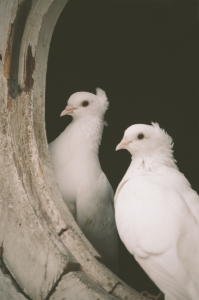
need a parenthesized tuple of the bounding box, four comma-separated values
(0, 0, 149, 299)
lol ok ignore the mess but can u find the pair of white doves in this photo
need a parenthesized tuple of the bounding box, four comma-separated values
(49, 89, 199, 299)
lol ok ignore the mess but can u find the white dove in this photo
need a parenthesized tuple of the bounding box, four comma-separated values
(114, 123, 199, 300)
(49, 88, 118, 271)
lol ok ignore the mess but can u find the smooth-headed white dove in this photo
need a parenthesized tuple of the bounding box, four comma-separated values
(49, 88, 118, 271)
(115, 123, 199, 300)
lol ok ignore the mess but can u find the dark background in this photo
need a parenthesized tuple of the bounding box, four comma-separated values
(46, 0, 199, 295)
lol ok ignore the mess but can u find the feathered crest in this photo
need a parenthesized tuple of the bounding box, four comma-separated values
(152, 122, 173, 147)
(96, 87, 109, 112)
(151, 122, 177, 165)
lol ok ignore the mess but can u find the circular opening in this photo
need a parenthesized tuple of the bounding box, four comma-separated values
(46, 0, 199, 295)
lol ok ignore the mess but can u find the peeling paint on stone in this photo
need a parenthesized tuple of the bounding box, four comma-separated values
(24, 44, 35, 92)
(4, 24, 14, 80)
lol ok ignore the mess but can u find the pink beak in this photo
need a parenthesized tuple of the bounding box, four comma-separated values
(116, 138, 130, 151)
(60, 105, 76, 117)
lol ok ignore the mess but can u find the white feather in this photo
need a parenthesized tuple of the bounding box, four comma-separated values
(115, 123, 199, 299)
(49, 88, 118, 271)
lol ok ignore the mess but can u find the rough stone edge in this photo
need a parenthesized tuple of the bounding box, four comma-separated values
(0, 1, 152, 299)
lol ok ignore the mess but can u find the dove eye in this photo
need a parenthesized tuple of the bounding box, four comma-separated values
(81, 100, 89, 107)
(137, 133, 144, 140)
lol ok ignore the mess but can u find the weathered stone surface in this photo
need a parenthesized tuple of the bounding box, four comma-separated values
(50, 271, 118, 300)
(112, 282, 148, 300)
(0, 1, 80, 299)
(0, 268, 27, 300)
(61, 230, 149, 300)
(0, 1, 149, 299)
(61, 228, 118, 292)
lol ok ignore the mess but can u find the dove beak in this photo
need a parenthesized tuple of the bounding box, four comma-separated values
(60, 105, 76, 117)
(116, 138, 130, 151)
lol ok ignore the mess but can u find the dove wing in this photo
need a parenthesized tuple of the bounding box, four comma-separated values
(115, 175, 199, 299)
(182, 186, 199, 223)
(164, 166, 199, 224)
(76, 171, 118, 268)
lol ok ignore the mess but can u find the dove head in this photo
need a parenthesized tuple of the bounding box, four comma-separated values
(60, 88, 109, 120)
(116, 123, 174, 158)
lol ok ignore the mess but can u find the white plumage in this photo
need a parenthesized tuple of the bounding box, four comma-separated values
(115, 123, 199, 299)
(49, 88, 118, 271)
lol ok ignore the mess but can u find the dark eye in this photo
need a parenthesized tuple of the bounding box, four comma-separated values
(137, 133, 144, 140)
(81, 100, 89, 107)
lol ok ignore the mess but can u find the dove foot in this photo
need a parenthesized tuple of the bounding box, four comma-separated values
(141, 291, 164, 300)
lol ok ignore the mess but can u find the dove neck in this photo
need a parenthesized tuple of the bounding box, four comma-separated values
(129, 149, 177, 172)
(68, 116, 104, 152)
